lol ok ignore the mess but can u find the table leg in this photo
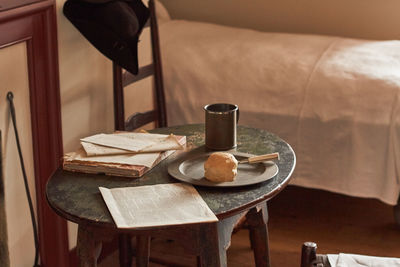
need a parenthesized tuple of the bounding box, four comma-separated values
(198, 222, 221, 267)
(136, 235, 151, 267)
(77, 225, 102, 267)
(198, 213, 243, 267)
(119, 234, 132, 267)
(246, 203, 270, 267)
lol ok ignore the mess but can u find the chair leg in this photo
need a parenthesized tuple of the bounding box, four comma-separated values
(246, 203, 271, 267)
(77, 225, 102, 267)
(198, 213, 245, 267)
(301, 242, 317, 267)
(196, 256, 202, 267)
(118, 234, 132, 267)
(136, 236, 151, 267)
(197, 223, 222, 267)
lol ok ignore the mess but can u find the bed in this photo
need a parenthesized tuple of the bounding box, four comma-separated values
(135, 2, 400, 206)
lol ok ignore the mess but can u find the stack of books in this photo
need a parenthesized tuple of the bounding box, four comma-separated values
(63, 132, 186, 177)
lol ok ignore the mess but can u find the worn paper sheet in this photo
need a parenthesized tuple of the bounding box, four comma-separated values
(65, 148, 160, 168)
(99, 183, 218, 228)
(81, 142, 131, 156)
(81, 133, 152, 152)
(81, 133, 183, 156)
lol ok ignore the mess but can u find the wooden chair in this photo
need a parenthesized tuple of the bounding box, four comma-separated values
(301, 242, 331, 267)
(113, 0, 167, 132)
(112, 1, 168, 266)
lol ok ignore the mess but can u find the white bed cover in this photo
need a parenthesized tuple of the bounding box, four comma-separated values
(157, 20, 400, 205)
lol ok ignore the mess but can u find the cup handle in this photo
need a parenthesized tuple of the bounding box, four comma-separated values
(237, 108, 240, 123)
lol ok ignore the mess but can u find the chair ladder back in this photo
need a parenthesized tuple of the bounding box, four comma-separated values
(301, 242, 317, 267)
(113, 0, 167, 131)
(300, 242, 331, 267)
(113, 63, 125, 131)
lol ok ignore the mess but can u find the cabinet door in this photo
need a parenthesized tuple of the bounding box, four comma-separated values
(0, 0, 44, 11)
(0, 1, 69, 266)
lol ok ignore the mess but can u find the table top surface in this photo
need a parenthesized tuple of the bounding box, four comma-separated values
(46, 124, 296, 228)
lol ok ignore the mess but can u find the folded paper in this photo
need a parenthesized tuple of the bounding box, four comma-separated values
(81, 132, 184, 156)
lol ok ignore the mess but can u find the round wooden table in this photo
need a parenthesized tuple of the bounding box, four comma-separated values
(46, 124, 296, 267)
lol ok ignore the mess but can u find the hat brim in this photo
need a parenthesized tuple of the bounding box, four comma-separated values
(63, 0, 146, 75)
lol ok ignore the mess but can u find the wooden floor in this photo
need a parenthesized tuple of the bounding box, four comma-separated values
(100, 186, 400, 266)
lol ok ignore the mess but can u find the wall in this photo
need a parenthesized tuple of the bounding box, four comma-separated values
(56, 0, 113, 249)
(160, 0, 400, 40)
(57, 0, 154, 154)
(0, 43, 36, 267)
(56, 0, 154, 249)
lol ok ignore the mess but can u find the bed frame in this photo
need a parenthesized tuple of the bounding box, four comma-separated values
(394, 198, 400, 225)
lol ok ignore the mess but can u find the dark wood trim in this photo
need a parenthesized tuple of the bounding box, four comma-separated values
(394, 195, 400, 225)
(0, 0, 44, 13)
(125, 110, 157, 131)
(0, 0, 52, 23)
(0, 1, 69, 266)
(123, 64, 154, 86)
(149, 0, 167, 128)
(113, 63, 125, 131)
(0, 132, 10, 267)
(69, 248, 79, 267)
(112, 0, 167, 132)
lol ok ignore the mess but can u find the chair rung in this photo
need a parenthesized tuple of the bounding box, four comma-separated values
(144, 19, 150, 28)
(123, 64, 154, 87)
(125, 110, 157, 131)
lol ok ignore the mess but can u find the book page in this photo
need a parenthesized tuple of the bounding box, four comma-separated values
(81, 133, 151, 152)
(99, 184, 218, 229)
(81, 133, 184, 156)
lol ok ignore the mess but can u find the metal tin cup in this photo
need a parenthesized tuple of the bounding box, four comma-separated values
(204, 103, 239, 150)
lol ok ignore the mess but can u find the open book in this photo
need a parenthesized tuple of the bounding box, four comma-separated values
(63, 133, 186, 177)
(99, 183, 218, 228)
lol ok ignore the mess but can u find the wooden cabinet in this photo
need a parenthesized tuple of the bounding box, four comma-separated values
(0, 1, 68, 266)
(0, 0, 44, 11)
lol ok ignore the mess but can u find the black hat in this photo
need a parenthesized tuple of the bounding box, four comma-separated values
(63, 0, 149, 75)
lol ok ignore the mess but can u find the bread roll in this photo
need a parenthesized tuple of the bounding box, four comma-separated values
(204, 152, 238, 182)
